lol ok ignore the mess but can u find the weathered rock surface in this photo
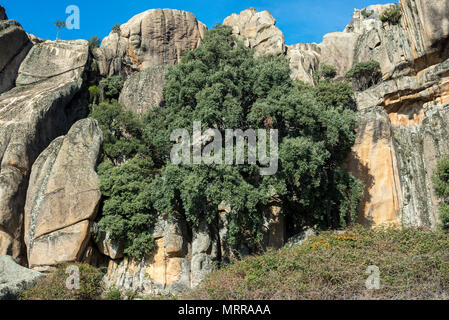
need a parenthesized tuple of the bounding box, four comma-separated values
(348, 57, 449, 228)
(119, 65, 167, 115)
(0, 19, 33, 94)
(0, 255, 43, 300)
(0, 40, 89, 263)
(105, 214, 194, 295)
(94, 223, 125, 260)
(223, 8, 285, 57)
(286, 43, 320, 84)
(95, 9, 206, 77)
(24, 119, 103, 270)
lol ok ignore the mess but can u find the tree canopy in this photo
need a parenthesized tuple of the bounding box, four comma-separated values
(90, 26, 363, 258)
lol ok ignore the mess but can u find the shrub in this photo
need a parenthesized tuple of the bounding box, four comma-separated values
(361, 8, 374, 18)
(112, 24, 121, 34)
(89, 101, 158, 259)
(345, 60, 382, 91)
(100, 75, 124, 100)
(92, 26, 362, 258)
(20, 264, 105, 300)
(380, 4, 402, 25)
(432, 155, 449, 230)
(319, 64, 337, 81)
(188, 226, 449, 300)
(88, 36, 101, 50)
(88, 85, 101, 105)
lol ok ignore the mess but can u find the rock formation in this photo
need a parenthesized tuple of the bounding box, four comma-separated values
(0, 19, 33, 94)
(95, 9, 206, 78)
(0, 2, 449, 296)
(24, 119, 103, 271)
(0, 40, 90, 263)
(223, 8, 285, 57)
(0, 255, 43, 300)
(119, 65, 167, 115)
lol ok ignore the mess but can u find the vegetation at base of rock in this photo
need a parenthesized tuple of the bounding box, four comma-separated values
(345, 60, 382, 91)
(380, 4, 402, 25)
(19, 264, 105, 300)
(188, 226, 449, 300)
(100, 75, 124, 100)
(88, 36, 101, 50)
(432, 154, 449, 231)
(318, 63, 337, 81)
(88, 85, 101, 105)
(91, 25, 362, 258)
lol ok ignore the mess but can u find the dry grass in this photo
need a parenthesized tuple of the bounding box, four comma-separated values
(187, 225, 449, 300)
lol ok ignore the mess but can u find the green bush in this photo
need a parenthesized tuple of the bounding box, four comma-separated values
(361, 8, 374, 18)
(319, 64, 337, 81)
(432, 155, 449, 230)
(88, 36, 101, 50)
(112, 24, 121, 34)
(20, 264, 105, 300)
(92, 26, 362, 258)
(380, 4, 402, 25)
(188, 226, 449, 300)
(89, 101, 158, 259)
(88, 85, 101, 105)
(100, 76, 124, 100)
(345, 60, 382, 91)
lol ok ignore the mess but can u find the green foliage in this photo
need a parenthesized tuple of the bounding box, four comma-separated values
(104, 287, 122, 300)
(100, 76, 124, 100)
(188, 226, 449, 300)
(361, 8, 374, 18)
(432, 155, 449, 230)
(55, 20, 66, 40)
(20, 264, 105, 300)
(93, 26, 362, 258)
(88, 36, 101, 50)
(345, 60, 382, 91)
(89, 100, 147, 164)
(380, 4, 402, 25)
(90, 101, 158, 259)
(145, 26, 362, 246)
(88, 85, 101, 105)
(112, 24, 121, 34)
(319, 64, 337, 81)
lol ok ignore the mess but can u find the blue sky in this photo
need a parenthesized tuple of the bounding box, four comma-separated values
(2, 0, 397, 45)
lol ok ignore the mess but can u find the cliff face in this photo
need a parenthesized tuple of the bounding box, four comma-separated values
(1, 1, 449, 295)
(95, 9, 206, 78)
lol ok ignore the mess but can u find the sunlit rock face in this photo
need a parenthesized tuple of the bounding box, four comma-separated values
(24, 119, 103, 271)
(0, 40, 90, 263)
(95, 9, 207, 78)
(223, 8, 286, 57)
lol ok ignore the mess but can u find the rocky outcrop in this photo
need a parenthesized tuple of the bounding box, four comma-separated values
(0, 19, 33, 94)
(223, 8, 285, 57)
(95, 9, 206, 78)
(348, 57, 449, 228)
(104, 201, 286, 295)
(286, 43, 320, 84)
(0, 6, 6, 21)
(105, 214, 194, 295)
(119, 65, 167, 115)
(0, 255, 43, 300)
(0, 40, 89, 263)
(24, 119, 103, 270)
